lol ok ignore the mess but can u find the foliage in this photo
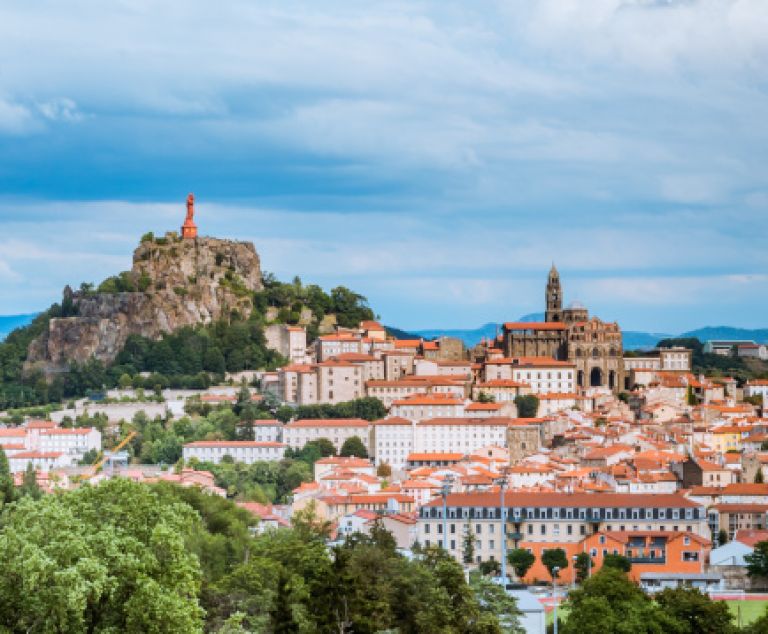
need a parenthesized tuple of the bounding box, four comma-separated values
(0, 479, 205, 632)
(479, 559, 502, 577)
(291, 397, 387, 422)
(746, 541, 768, 578)
(574, 552, 593, 583)
(253, 273, 375, 333)
(654, 587, 736, 634)
(463, 518, 476, 565)
(602, 553, 632, 573)
(285, 438, 338, 468)
(508, 548, 536, 580)
(657, 337, 768, 383)
(514, 394, 540, 418)
(339, 435, 368, 458)
(0, 447, 16, 506)
(718, 529, 729, 546)
(541, 548, 568, 579)
(470, 575, 524, 633)
(562, 568, 682, 634)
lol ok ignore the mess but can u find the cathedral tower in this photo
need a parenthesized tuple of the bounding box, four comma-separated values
(545, 264, 562, 322)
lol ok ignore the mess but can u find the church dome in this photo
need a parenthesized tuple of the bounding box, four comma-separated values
(567, 300, 586, 310)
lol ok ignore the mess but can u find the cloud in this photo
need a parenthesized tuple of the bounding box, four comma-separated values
(0, 98, 35, 135)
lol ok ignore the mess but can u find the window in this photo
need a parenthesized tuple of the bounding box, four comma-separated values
(682, 551, 700, 562)
(540, 525, 546, 535)
(684, 536, 690, 545)
(527, 525, 533, 535)
(489, 540, 495, 549)
(476, 525, 481, 534)
(450, 540, 456, 550)
(425, 524, 430, 534)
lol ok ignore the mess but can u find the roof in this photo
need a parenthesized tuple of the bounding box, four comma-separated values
(485, 356, 574, 367)
(185, 440, 285, 449)
(40, 428, 94, 436)
(407, 452, 464, 462)
(416, 417, 510, 427)
(503, 322, 568, 331)
(392, 395, 463, 406)
(285, 418, 369, 428)
(735, 529, 768, 547)
(423, 491, 701, 509)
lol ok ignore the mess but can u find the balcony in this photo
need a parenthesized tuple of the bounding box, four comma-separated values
(628, 556, 666, 564)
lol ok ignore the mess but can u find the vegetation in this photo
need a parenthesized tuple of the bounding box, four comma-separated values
(656, 338, 768, 383)
(508, 548, 536, 580)
(281, 397, 387, 423)
(574, 552, 593, 583)
(602, 552, 632, 573)
(339, 435, 368, 458)
(514, 394, 539, 418)
(541, 548, 568, 579)
(746, 540, 768, 579)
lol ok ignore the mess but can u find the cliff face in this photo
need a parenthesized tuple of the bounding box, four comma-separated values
(25, 235, 263, 375)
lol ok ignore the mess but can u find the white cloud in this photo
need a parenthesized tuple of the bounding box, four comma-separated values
(0, 98, 35, 134)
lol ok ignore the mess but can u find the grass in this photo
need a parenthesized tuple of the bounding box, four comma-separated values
(544, 599, 768, 627)
(726, 600, 768, 627)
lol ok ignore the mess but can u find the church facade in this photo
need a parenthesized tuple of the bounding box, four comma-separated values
(502, 266, 625, 393)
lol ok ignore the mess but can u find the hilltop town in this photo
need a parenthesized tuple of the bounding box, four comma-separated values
(2, 199, 768, 632)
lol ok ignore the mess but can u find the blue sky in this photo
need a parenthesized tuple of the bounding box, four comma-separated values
(0, 0, 766, 332)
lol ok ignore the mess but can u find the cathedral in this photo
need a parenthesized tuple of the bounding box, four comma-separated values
(502, 265, 625, 393)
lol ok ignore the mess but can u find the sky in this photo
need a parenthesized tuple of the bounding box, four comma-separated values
(0, 0, 766, 333)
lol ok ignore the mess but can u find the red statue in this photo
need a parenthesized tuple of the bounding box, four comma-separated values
(181, 192, 198, 239)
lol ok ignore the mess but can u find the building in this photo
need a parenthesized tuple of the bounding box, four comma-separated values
(0, 420, 101, 472)
(495, 266, 625, 393)
(417, 491, 708, 581)
(182, 441, 286, 464)
(282, 418, 370, 452)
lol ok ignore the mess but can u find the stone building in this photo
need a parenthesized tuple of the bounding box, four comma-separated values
(502, 265, 625, 393)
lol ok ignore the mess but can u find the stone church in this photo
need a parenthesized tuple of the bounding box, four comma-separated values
(502, 266, 625, 393)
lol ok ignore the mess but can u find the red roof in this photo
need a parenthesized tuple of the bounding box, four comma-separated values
(285, 418, 369, 428)
(424, 491, 701, 509)
(184, 441, 285, 448)
(503, 322, 567, 331)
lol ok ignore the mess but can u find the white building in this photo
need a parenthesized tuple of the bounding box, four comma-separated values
(282, 418, 371, 452)
(483, 358, 575, 395)
(0, 420, 101, 472)
(250, 419, 283, 443)
(182, 441, 286, 464)
(745, 380, 768, 402)
(371, 417, 415, 470)
(413, 418, 510, 455)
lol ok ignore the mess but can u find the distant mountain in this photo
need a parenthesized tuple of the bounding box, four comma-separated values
(0, 314, 37, 342)
(680, 326, 768, 344)
(622, 331, 674, 350)
(411, 322, 500, 347)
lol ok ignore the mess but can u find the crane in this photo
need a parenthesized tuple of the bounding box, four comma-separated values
(83, 431, 137, 480)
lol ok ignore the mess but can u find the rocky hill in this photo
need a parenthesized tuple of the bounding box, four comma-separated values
(25, 233, 262, 376)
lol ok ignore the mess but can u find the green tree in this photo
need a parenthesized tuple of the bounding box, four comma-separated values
(508, 548, 536, 580)
(746, 541, 768, 578)
(0, 479, 204, 632)
(0, 447, 15, 506)
(562, 568, 681, 634)
(339, 435, 368, 458)
(479, 559, 502, 577)
(470, 575, 524, 633)
(602, 553, 632, 573)
(654, 587, 735, 634)
(514, 395, 539, 418)
(574, 552, 593, 583)
(19, 462, 41, 499)
(541, 548, 568, 579)
(463, 517, 476, 565)
(717, 529, 729, 546)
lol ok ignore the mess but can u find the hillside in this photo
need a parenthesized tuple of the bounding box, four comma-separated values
(25, 234, 263, 377)
(0, 231, 375, 410)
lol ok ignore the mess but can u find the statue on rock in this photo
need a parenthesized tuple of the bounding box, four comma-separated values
(181, 193, 198, 239)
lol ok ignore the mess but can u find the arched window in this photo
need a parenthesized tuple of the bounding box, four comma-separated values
(592, 347, 599, 358)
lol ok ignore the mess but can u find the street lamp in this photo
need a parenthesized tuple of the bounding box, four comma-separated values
(552, 566, 561, 634)
(495, 471, 509, 584)
(440, 475, 455, 551)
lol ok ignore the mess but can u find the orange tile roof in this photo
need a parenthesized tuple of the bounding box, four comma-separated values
(286, 418, 369, 428)
(424, 491, 700, 509)
(184, 441, 286, 448)
(407, 452, 464, 462)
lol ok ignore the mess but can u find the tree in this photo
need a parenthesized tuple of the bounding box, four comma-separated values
(562, 568, 681, 634)
(463, 518, 476, 565)
(0, 447, 15, 506)
(654, 587, 736, 634)
(479, 559, 502, 576)
(541, 548, 568, 580)
(339, 435, 368, 458)
(0, 479, 204, 632)
(470, 575, 524, 633)
(514, 395, 539, 418)
(508, 548, 536, 580)
(602, 553, 632, 573)
(746, 541, 768, 578)
(574, 552, 593, 583)
(377, 462, 392, 478)
(717, 529, 729, 546)
(477, 391, 495, 403)
(19, 462, 41, 499)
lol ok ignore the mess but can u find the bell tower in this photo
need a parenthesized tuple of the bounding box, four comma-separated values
(181, 193, 198, 239)
(545, 264, 562, 322)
